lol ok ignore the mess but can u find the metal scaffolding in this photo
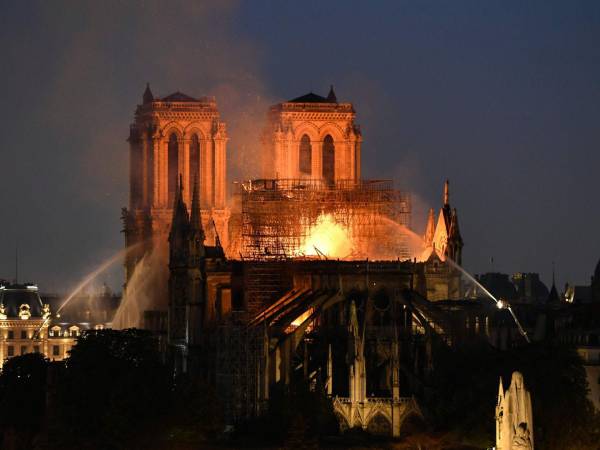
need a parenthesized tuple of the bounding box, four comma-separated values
(238, 179, 411, 261)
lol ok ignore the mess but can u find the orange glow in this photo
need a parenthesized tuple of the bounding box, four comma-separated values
(301, 214, 353, 258)
(291, 308, 313, 327)
(286, 307, 315, 334)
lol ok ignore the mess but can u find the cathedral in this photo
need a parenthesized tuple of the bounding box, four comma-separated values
(122, 85, 469, 434)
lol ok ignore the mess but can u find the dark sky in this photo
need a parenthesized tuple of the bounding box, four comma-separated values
(1, 1, 599, 293)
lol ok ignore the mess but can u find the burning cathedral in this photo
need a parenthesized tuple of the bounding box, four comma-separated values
(121, 85, 468, 435)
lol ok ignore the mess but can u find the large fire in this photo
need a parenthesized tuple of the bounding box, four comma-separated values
(296, 213, 430, 261)
(301, 214, 353, 258)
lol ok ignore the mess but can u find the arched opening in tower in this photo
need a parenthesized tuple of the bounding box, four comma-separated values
(322, 134, 335, 185)
(299, 134, 312, 175)
(168, 133, 179, 204)
(189, 134, 200, 195)
(146, 136, 154, 206)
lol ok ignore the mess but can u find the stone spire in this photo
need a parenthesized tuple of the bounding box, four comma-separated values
(546, 261, 561, 304)
(170, 175, 188, 228)
(347, 300, 366, 404)
(447, 208, 463, 264)
(190, 175, 204, 241)
(326, 85, 337, 103)
(449, 208, 460, 235)
(210, 219, 225, 259)
(213, 220, 222, 249)
(444, 179, 450, 206)
(449, 208, 463, 243)
(441, 179, 452, 231)
(169, 175, 190, 265)
(143, 82, 154, 104)
(424, 208, 436, 247)
(547, 281, 560, 304)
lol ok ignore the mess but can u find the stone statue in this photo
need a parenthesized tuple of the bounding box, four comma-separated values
(42, 303, 51, 320)
(511, 422, 533, 449)
(495, 371, 534, 450)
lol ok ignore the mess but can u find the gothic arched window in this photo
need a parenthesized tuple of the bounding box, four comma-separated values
(299, 134, 312, 175)
(322, 135, 335, 185)
(146, 134, 154, 205)
(189, 134, 200, 194)
(168, 133, 179, 204)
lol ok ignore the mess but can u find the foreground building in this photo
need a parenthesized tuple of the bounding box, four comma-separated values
(0, 283, 77, 366)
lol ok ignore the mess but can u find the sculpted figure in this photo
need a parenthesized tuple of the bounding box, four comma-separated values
(495, 372, 534, 450)
(42, 303, 51, 320)
(511, 423, 533, 450)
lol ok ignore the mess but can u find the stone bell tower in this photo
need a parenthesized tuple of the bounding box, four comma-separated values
(262, 86, 362, 184)
(123, 84, 230, 290)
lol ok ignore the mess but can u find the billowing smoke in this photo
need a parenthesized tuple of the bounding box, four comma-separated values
(0, 1, 277, 292)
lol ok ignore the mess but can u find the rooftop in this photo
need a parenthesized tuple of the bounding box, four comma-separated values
(159, 91, 199, 102)
(288, 86, 338, 104)
(0, 283, 45, 318)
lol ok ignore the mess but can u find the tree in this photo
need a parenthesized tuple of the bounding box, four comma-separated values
(167, 374, 225, 442)
(246, 380, 337, 447)
(0, 353, 48, 450)
(44, 329, 170, 449)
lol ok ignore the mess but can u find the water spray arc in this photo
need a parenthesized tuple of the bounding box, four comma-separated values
(444, 256, 531, 343)
(57, 243, 142, 316)
(111, 241, 169, 330)
(381, 217, 531, 343)
(34, 243, 143, 338)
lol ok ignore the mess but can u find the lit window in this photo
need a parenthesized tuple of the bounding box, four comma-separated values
(7, 345, 14, 356)
(7, 330, 14, 340)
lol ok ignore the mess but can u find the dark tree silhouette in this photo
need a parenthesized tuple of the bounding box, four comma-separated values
(0, 353, 48, 450)
(43, 329, 170, 449)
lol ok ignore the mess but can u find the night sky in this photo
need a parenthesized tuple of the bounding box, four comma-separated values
(1, 1, 599, 293)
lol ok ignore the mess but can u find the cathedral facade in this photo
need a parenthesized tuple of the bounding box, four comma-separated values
(123, 85, 230, 286)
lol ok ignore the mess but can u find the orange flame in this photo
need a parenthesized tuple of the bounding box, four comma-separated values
(301, 214, 353, 258)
